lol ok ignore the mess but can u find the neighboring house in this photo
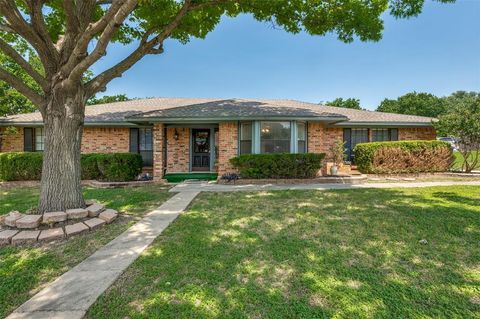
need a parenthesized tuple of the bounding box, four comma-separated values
(0, 97, 436, 180)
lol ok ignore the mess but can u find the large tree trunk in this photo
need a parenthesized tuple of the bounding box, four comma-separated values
(38, 86, 86, 213)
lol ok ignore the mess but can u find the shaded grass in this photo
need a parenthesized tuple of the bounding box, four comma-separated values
(0, 185, 172, 318)
(89, 186, 480, 319)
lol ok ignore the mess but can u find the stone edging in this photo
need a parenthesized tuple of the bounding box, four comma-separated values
(0, 201, 118, 246)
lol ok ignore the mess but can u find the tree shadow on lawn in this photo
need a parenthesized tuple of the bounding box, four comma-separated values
(88, 187, 480, 319)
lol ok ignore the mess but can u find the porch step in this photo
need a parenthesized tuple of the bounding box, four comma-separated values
(164, 173, 218, 183)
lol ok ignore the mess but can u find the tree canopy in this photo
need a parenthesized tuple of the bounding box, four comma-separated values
(434, 94, 480, 172)
(87, 94, 130, 105)
(376, 92, 446, 118)
(326, 97, 362, 110)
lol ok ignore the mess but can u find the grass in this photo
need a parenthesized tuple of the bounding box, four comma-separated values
(88, 186, 480, 319)
(453, 151, 480, 171)
(0, 185, 172, 318)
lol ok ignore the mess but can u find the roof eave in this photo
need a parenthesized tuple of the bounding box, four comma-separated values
(126, 115, 349, 123)
(331, 121, 434, 127)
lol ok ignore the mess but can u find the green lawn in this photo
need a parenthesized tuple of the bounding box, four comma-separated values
(453, 151, 480, 171)
(0, 185, 172, 318)
(88, 186, 480, 319)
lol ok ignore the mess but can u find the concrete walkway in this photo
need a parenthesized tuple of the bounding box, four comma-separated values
(7, 191, 200, 319)
(170, 180, 480, 193)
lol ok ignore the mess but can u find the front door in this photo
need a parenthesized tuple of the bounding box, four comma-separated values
(191, 129, 210, 171)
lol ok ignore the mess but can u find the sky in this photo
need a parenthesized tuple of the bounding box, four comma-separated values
(93, 0, 480, 110)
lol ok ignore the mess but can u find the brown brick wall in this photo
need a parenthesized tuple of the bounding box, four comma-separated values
(166, 127, 190, 173)
(153, 123, 165, 181)
(81, 127, 129, 153)
(0, 127, 130, 153)
(217, 122, 238, 175)
(307, 122, 343, 156)
(399, 127, 436, 140)
(0, 127, 24, 152)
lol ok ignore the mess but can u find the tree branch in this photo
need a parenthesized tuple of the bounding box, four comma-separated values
(0, 67, 45, 108)
(68, 0, 138, 83)
(0, 37, 47, 90)
(0, 0, 56, 77)
(60, 0, 127, 76)
(85, 0, 198, 96)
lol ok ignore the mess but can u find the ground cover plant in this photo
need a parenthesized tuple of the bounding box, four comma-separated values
(88, 186, 480, 319)
(0, 185, 171, 318)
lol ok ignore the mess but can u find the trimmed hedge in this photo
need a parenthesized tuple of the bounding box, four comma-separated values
(354, 140, 453, 174)
(229, 153, 325, 179)
(0, 152, 143, 181)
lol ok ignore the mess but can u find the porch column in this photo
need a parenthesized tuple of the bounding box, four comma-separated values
(153, 123, 165, 181)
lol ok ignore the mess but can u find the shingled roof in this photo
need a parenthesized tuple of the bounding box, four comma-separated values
(0, 97, 434, 126)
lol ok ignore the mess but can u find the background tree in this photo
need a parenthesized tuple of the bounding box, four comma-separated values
(376, 92, 446, 117)
(325, 97, 362, 110)
(87, 94, 130, 105)
(0, 0, 455, 213)
(434, 95, 480, 172)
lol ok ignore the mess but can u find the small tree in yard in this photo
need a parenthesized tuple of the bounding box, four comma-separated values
(435, 96, 480, 173)
(0, 0, 454, 213)
(329, 139, 345, 175)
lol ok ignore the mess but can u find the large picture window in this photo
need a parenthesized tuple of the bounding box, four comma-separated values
(297, 122, 306, 153)
(260, 121, 291, 153)
(239, 122, 252, 154)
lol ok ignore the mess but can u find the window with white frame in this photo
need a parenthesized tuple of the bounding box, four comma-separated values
(239, 122, 252, 154)
(35, 127, 45, 151)
(260, 121, 291, 153)
(297, 122, 306, 153)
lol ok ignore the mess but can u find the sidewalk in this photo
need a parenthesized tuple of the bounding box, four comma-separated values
(7, 191, 200, 319)
(170, 180, 480, 193)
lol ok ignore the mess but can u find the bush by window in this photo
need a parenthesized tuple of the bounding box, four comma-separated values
(230, 153, 325, 179)
(354, 140, 453, 174)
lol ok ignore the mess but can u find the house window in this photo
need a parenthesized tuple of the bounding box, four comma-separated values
(239, 122, 252, 154)
(372, 128, 399, 142)
(130, 127, 153, 166)
(343, 128, 369, 161)
(297, 122, 306, 153)
(260, 121, 291, 153)
(34, 127, 44, 151)
(372, 128, 389, 142)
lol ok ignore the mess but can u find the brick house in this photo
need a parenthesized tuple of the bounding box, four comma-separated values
(0, 98, 436, 180)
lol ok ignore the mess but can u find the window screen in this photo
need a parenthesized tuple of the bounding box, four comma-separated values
(239, 122, 252, 154)
(35, 128, 45, 151)
(297, 122, 306, 153)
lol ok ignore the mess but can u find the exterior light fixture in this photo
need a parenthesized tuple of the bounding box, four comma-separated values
(174, 129, 179, 140)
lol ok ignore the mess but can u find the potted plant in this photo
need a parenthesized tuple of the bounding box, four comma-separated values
(329, 139, 346, 175)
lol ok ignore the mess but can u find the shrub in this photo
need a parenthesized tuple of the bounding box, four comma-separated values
(0, 152, 43, 181)
(81, 154, 101, 180)
(95, 153, 143, 182)
(229, 153, 325, 179)
(354, 140, 453, 174)
(0, 152, 143, 181)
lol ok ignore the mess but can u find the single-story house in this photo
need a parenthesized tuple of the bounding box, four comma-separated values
(0, 98, 436, 180)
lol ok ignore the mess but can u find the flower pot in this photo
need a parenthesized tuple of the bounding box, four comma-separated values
(330, 164, 338, 176)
